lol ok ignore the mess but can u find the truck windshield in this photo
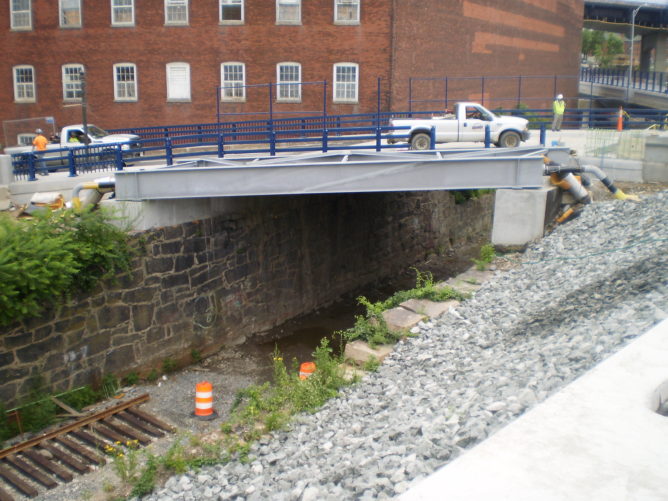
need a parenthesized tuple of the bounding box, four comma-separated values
(87, 125, 109, 139)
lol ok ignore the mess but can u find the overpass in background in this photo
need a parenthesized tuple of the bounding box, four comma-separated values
(584, 0, 668, 73)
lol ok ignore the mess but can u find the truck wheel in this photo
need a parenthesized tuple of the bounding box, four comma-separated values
(410, 133, 431, 150)
(498, 131, 521, 148)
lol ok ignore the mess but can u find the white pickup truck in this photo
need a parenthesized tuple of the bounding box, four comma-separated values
(4, 124, 141, 164)
(387, 102, 530, 149)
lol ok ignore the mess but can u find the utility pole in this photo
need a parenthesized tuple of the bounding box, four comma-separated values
(80, 69, 88, 139)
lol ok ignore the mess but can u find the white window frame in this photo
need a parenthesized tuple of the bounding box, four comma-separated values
(220, 63, 245, 101)
(276, 63, 301, 102)
(13, 65, 36, 103)
(11, 0, 32, 30)
(166, 62, 191, 101)
(59, 0, 82, 28)
(113, 63, 138, 101)
(165, 0, 188, 25)
(62, 64, 84, 101)
(17, 133, 36, 146)
(334, 0, 359, 24)
(111, 0, 134, 26)
(333, 63, 358, 103)
(219, 0, 243, 24)
(276, 0, 300, 25)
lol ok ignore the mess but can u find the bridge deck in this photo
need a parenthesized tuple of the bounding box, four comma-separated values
(114, 147, 570, 201)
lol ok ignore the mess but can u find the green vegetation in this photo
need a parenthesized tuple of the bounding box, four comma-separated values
(162, 357, 178, 374)
(363, 356, 381, 372)
(0, 379, 115, 446)
(452, 189, 493, 205)
(0, 207, 134, 327)
(472, 243, 496, 271)
(581, 29, 625, 68)
(339, 269, 463, 346)
(190, 349, 202, 363)
(146, 368, 159, 382)
(122, 372, 140, 386)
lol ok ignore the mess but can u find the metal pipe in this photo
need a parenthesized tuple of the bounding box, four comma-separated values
(71, 179, 115, 210)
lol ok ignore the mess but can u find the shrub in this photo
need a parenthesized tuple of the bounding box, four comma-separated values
(472, 243, 496, 271)
(0, 208, 133, 326)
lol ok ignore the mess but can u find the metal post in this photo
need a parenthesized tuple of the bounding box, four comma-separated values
(484, 125, 491, 148)
(115, 144, 123, 171)
(540, 123, 546, 146)
(376, 77, 381, 128)
(218, 133, 225, 157)
(27, 153, 36, 181)
(80, 70, 88, 139)
(165, 138, 173, 165)
(375, 127, 382, 152)
(589, 80, 594, 128)
(408, 77, 413, 115)
(481, 76, 485, 106)
(68, 149, 77, 177)
(429, 126, 436, 149)
(626, 5, 644, 103)
(322, 128, 328, 153)
(269, 82, 273, 124)
(517, 75, 522, 107)
(216, 87, 220, 127)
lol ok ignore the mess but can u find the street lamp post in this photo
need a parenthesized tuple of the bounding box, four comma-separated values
(626, 4, 647, 103)
(79, 69, 88, 139)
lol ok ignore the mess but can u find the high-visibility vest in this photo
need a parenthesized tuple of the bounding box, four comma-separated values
(553, 100, 565, 115)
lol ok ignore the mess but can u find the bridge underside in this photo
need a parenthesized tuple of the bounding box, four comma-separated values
(114, 148, 570, 201)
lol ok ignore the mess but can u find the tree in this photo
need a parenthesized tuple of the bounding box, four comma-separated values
(581, 29, 624, 68)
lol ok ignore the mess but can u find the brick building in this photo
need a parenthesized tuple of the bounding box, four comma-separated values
(1, 0, 582, 143)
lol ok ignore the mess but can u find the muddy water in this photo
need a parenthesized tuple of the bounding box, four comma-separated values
(201, 246, 481, 385)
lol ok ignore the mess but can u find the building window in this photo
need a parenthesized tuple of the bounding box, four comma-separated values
(334, 0, 359, 24)
(62, 64, 84, 101)
(220, 0, 243, 23)
(13, 65, 35, 102)
(11, 0, 32, 30)
(17, 133, 36, 146)
(166, 62, 191, 101)
(113, 63, 137, 101)
(59, 0, 81, 28)
(333, 63, 358, 103)
(165, 0, 187, 25)
(277, 63, 301, 102)
(276, 0, 300, 24)
(220, 63, 245, 101)
(111, 0, 134, 26)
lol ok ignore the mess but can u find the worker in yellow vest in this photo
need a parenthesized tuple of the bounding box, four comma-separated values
(551, 94, 565, 132)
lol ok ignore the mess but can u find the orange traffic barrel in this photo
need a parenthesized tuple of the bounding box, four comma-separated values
(193, 381, 217, 420)
(299, 362, 316, 380)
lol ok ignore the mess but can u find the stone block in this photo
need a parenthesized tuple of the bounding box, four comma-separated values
(642, 162, 668, 183)
(339, 363, 366, 381)
(382, 307, 425, 332)
(399, 299, 458, 318)
(344, 340, 394, 366)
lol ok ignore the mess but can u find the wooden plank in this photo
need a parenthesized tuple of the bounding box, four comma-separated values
(0, 484, 16, 501)
(116, 411, 165, 437)
(54, 436, 105, 466)
(39, 444, 89, 474)
(4, 454, 57, 488)
(125, 407, 175, 433)
(49, 397, 83, 417)
(21, 450, 73, 482)
(89, 423, 129, 445)
(102, 418, 150, 445)
(70, 430, 108, 451)
(0, 463, 38, 498)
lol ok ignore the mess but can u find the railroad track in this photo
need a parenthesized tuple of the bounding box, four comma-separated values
(0, 394, 174, 501)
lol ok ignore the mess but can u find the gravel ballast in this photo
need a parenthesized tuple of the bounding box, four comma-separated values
(35, 191, 668, 501)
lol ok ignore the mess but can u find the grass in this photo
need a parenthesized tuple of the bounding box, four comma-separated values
(472, 243, 496, 271)
(338, 268, 463, 346)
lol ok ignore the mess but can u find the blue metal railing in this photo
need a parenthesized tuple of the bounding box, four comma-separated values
(12, 108, 668, 180)
(580, 67, 668, 95)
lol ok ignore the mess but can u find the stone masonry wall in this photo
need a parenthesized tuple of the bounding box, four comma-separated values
(0, 191, 493, 406)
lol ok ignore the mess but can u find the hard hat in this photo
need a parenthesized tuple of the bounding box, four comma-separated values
(35, 128, 43, 133)
(557, 94, 563, 99)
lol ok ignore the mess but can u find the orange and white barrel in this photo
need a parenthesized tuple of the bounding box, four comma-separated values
(299, 362, 316, 380)
(194, 381, 217, 419)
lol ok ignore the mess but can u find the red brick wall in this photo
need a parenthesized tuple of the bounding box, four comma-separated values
(390, 0, 584, 111)
(0, 0, 582, 136)
(1, 0, 393, 133)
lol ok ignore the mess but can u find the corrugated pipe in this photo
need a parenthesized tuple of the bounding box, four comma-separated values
(543, 156, 639, 202)
(71, 179, 116, 209)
